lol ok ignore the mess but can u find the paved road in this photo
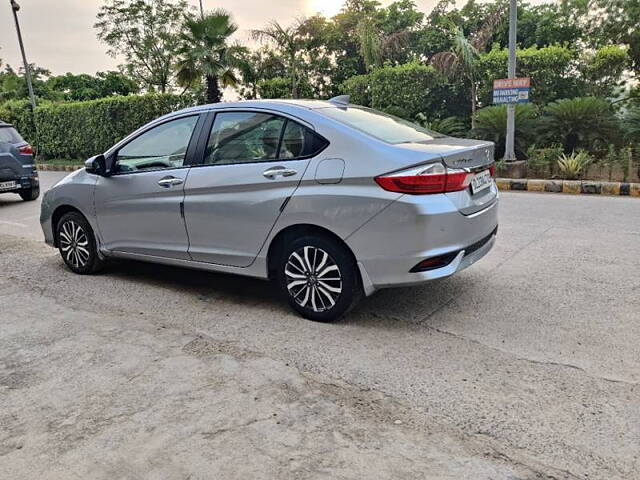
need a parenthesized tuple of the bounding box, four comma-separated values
(1, 172, 639, 479)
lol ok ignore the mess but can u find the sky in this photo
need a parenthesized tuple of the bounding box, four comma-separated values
(0, 0, 547, 76)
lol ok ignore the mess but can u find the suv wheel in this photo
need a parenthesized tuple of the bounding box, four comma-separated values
(19, 185, 39, 201)
(277, 235, 361, 322)
(56, 212, 104, 274)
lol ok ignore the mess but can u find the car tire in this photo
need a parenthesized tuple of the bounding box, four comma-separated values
(19, 185, 39, 201)
(56, 211, 104, 274)
(276, 234, 362, 322)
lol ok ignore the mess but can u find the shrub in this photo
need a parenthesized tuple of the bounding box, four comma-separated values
(526, 144, 563, 178)
(0, 99, 37, 145)
(537, 97, 620, 154)
(340, 74, 372, 106)
(32, 94, 193, 159)
(415, 114, 468, 137)
(623, 107, 640, 143)
(257, 77, 313, 99)
(471, 103, 538, 159)
(557, 151, 592, 180)
(341, 63, 466, 121)
(477, 45, 581, 106)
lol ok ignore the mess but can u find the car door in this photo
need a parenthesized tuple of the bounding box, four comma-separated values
(183, 110, 328, 267)
(94, 114, 203, 260)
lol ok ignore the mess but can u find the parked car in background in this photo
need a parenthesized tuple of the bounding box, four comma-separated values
(0, 120, 39, 201)
(40, 97, 498, 322)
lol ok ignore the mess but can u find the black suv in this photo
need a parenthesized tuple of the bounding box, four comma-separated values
(0, 120, 39, 201)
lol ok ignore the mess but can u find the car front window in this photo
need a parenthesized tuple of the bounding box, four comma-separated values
(318, 106, 445, 144)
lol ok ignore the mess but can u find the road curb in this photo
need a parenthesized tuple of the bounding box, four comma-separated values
(37, 164, 84, 172)
(496, 178, 640, 198)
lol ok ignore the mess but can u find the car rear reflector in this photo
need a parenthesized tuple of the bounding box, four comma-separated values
(18, 145, 34, 155)
(375, 162, 474, 195)
(410, 252, 459, 273)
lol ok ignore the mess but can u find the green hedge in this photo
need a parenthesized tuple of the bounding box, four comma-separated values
(0, 94, 194, 159)
(0, 99, 37, 145)
(341, 63, 466, 121)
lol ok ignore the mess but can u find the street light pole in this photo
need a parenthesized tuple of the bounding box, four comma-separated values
(198, 0, 204, 18)
(503, 0, 517, 162)
(10, 0, 37, 111)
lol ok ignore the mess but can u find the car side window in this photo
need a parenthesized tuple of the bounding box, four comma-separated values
(280, 120, 329, 159)
(115, 115, 198, 173)
(204, 112, 286, 166)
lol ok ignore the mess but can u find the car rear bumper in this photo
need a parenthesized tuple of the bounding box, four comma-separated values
(346, 189, 499, 293)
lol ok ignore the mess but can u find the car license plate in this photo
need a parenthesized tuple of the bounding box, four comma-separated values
(0, 180, 17, 192)
(470, 170, 492, 194)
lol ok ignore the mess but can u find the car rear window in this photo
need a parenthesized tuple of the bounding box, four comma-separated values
(318, 106, 445, 144)
(0, 126, 24, 144)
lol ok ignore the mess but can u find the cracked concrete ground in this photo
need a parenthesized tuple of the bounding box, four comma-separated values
(1, 173, 639, 479)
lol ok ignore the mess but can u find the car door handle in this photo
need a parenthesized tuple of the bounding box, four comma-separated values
(263, 166, 298, 179)
(158, 176, 184, 188)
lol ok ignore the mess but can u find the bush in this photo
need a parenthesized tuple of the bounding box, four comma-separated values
(257, 77, 313, 99)
(340, 63, 466, 121)
(477, 45, 581, 106)
(0, 99, 37, 145)
(415, 114, 468, 137)
(31, 94, 193, 159)
(471, 103, 538, 159)
(340, 74, 372, 107)
(537, 97, 620, 154)
(526, 144, 563, 178)
(557, 151, 592, 180)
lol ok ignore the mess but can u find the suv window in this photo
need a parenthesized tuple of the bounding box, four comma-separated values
(0, 126, 24, 144)
(280, 121, 329, 159)
(116, 115, 198, 173)
(204, 112, 285, 166)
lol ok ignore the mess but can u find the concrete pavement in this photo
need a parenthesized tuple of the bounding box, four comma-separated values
(1, 172, 639, 479)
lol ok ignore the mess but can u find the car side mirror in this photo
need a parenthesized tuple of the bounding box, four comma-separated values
(85, 154, 107, 176)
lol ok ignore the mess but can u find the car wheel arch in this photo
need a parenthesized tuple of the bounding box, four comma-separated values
(51, 205, 87, 247)
(266, 224, 359, 282)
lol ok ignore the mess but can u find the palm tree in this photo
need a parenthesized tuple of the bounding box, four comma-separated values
(176, 10, 244, 104)
(251, 21, 303, 98)
(431, 6, 506, 128)
(431, 27, 480, 127)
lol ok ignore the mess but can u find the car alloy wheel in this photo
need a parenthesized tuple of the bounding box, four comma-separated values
(59, 220, 91, 269)
(285, 246, 343, 313)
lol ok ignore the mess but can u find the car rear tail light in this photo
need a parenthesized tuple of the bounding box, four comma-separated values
(410, 252, 459, 273)
(375, 162, 473, 195)
(489, 164, 496, 177)
(18, 144, 34, 155)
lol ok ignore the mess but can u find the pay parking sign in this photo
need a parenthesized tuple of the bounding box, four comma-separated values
(493, 77, 530, 105)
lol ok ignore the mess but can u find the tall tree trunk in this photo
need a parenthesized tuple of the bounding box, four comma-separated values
(206, 75, 221, 104)
(470, 82, 477, 130)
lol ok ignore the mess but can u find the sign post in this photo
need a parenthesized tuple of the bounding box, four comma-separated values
(493, 77, 530, 105)
(503, 0, 518, 162)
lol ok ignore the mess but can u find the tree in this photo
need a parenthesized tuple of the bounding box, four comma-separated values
(46, 71, 139, 101)
(431, 4, 506, 128)
(236, 48, 286, 100)
(252, 21, 305, 98)
(95, 0, 188, 93)
(537, 97, 620, 153)
(591, 0, 640, 74)
(176, 10, 244, 104)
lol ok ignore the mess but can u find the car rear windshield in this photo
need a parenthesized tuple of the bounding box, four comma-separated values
(0, 126, 24, 144)
(318, 106, 445, 144)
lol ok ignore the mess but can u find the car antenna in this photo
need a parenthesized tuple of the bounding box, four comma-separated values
(328, 95, 350, 107)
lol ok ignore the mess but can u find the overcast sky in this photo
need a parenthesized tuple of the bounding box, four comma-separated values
(0, 0, 547, 76)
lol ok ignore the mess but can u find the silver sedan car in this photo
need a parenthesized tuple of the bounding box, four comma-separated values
(40, 97, 498, 322)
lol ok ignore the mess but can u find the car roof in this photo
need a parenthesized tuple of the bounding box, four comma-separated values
(175, 99, 337, 116)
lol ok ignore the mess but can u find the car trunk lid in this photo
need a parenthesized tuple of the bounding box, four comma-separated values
(395, 137, 498, 215)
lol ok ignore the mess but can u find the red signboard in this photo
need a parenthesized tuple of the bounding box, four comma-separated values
(493, 77, 531, 89)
